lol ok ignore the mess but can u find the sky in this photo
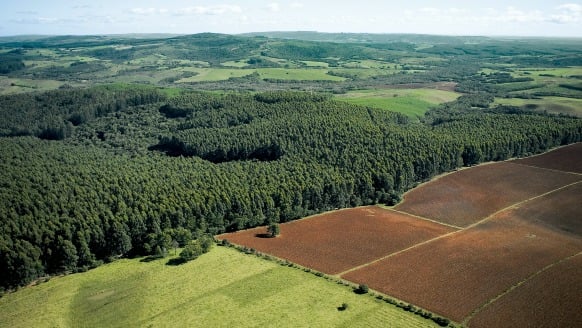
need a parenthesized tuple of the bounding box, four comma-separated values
(1, 0, 582, 37)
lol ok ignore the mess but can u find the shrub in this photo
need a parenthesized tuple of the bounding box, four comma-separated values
(338, 303, 349, 311)
(179, 241, 207, 262)
(432, 317, 450, 327)
(220, 239, 231, 247)
(354, 284, 369, 295)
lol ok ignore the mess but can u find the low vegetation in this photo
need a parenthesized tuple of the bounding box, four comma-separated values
(336, 88, 460, 118)
(0, 246, 440, 327)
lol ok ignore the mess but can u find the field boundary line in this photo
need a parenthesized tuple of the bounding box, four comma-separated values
(337, 229, 461, 277)
(462, 251, 582, 326)
(463, 180, 582, 231)
(509, 161, 582, 177)
(338, 180, 582, 278)
(378, 205, 463, 230)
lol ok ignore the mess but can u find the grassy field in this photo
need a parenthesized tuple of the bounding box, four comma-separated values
(176, 68, 253, 82)
(335, 88, 460, 118)
(300, 60, 329, 68)
(340, 60, 394, 69)
(482, 66, 582, 98)
(329, 68, 401, 79)
(516, 66, 582, 78)
(176, 68, 345, 82)
(0, 77, 71, 95)
(221, 60, 250, 68)
(0, 246, 437, 328)
(494, 96, 582, 117)
(257, 68, 345, 81)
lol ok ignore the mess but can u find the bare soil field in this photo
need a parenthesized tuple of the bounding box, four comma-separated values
(217, 206, 455, 275)
(512, 142, 582, 174)
(341, 213, 582, 322)
(468, 253, 582, 328)
(508, 182, 582, 236)
(217, 144, 581, 326)
(394, 161, 581, 227)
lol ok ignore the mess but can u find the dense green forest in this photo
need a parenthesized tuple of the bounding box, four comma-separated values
(1, 33, 581, 290)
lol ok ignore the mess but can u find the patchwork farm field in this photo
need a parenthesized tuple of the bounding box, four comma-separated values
(218, 206, 455, 275)
(175, 68, 345, 83)
(393, 161, 581, 227)
(219, 143, 582, 327)
(343, 213, 581, 323)
(467, 253, 582, 328)
(513, 142, 582, 174)
(493, 96, 582, 117)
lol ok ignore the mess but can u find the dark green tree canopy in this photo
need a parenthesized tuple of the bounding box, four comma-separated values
(0, 87, 580, 289)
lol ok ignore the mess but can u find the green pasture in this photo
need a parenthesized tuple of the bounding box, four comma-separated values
(221, 60, 250, 68)
(0, 246, 436, 328)
(397, 56, 445, 64)
(329, 68, 400, 79)
(176, 68, 345, 82)
(340, 60, 394, 69)
(301, 60, 329, 68)
(0, 77, 68, 95)
(176, 68, 253, 82)
(336, 88, 460, 118)
(257, 68, 345, 81)
(494, 96, 582, 117)
(516, 66, 582, 78)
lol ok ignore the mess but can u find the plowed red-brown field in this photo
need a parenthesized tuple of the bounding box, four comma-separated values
(467, 254, 582, 328)
(217, 206, 455, 274)
(509, 182, 582, 236)
(216, 143, 582, 326)
(513, 142, 582, 173)
(393, 161, 581, 227)
(341, 212, 582, 322)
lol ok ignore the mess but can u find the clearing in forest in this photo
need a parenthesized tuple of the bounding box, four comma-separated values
(335, 88, 460, 118)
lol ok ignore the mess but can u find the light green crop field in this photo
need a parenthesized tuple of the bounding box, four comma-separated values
(256, 68, 346, 81)
(221, 60, 250, 68)
(340, 60, 394, 69)
(0, 77, 69, 95)
(176, 68, 345, 82)
(336, 88, 460, 118)
(0, 246, 437, 328)
(176, 68, 253, 82)
(329, 68, 401, 79)
(300, 60, 329, 68)
(494, 96, 582, 117)
(516, 66, 582, 77)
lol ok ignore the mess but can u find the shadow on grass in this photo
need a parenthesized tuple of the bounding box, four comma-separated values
(166, 257, 187, 266)
(140, 255, 164, 263)
(255, 233, 274, 238)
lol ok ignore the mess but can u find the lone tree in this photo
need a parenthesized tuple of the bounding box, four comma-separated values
(267, 222, 280, 238)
